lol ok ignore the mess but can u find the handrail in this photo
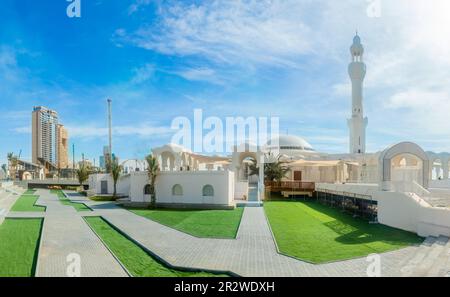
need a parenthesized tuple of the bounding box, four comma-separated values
(265, 181, 315, 191)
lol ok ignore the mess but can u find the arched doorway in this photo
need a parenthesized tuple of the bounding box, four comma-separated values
(379, 142, 430, 191)
(390, 154, 424, 185)
(231, 143, 264, 202)
(160, 151, 175, 171)
(240, 154, 258, 183)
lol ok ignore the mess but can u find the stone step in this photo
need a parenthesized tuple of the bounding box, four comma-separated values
(426, 236, 450, 277)
(400, 236, 437, 276)
(410, 236, 448, 277)
(398, 236, 435, 266)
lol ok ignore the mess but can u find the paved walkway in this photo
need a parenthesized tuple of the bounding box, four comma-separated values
(10, 189, 128, 277)
(0, 188, 24, 224)
(5, 189, 444, 277)
(67, 192, 418, 277)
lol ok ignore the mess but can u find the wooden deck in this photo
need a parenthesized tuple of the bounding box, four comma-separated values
(265, 181, 315, 192)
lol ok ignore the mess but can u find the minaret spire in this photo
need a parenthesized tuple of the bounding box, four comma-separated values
(347, 33, 368, 154)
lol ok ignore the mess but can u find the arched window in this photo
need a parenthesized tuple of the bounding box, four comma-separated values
(202, 185, 214, 197)
(144, 184, 152, 195)
(172, 184, 183, 196)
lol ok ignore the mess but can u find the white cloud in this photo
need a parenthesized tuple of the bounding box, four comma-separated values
(12, 123, 172, 139)
(6, 0, 450, 154)
(131, 63, 155, 84)
(66, 123, 172, 139)
(128, 0, 153, 15)
(117, 0, 315, 68)
(174, 67, 223, 84)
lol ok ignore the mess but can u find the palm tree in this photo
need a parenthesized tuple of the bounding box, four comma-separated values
(7, 152, 18, 181)
(248, 154, 289, 183)
(145, 154, 160, 208)
(248, 157, 259, 177)
(1, 164, 7, 178)
(110, 160, 122, 198)
(76, 165, 89, 190)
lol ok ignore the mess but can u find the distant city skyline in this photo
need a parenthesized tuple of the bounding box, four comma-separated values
(2, 0, 450, 166)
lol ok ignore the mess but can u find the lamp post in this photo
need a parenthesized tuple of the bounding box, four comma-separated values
(107, 98, 113, 173)
(72, 143, 75, 179)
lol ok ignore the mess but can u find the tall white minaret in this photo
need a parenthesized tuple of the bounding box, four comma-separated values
(347, 33, 368, 154)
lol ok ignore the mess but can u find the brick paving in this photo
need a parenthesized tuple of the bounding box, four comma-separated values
(0, 187, 24, 224)
(4, 189, 438, 277)
(13, 189, 128, 277)
(70, 192, 420, 277)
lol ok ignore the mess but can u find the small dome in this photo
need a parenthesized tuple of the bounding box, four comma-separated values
(353, 34, 361, 44)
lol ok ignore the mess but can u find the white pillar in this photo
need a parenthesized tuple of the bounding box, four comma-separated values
(443, 158, 449, 180)
(258, 154, 265, 202)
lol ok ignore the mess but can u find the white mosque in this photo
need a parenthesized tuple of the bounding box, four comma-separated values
(89, 34, 450, 238)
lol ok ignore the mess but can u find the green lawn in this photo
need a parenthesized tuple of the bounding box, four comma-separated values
(0, 218, 43, 277)
(264, 201, 423, 263)
(128, 207, 244, 239)
(85, 217, 228, 277)
(51, 190, 91, 212)
(10, 195, 46, 212)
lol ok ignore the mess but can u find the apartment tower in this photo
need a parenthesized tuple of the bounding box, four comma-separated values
(32, 106, 69, 169)
(57, 124, 69, 169)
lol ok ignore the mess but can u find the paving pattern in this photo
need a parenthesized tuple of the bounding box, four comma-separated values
(67, 192, 436, 277)
(7, 189, 128, 277)
(0, 187, 24, 224)
(4, 188, 448, 277)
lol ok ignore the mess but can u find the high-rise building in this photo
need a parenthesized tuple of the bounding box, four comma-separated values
(99, 155, 105, 169)
(57, 124, 69, 169)
(32, 106, 69, 169)
(32, 106, 59, 165)
(347, 33, 368, 154)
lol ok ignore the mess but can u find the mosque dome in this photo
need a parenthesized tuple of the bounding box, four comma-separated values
(267, 135, 315, 152)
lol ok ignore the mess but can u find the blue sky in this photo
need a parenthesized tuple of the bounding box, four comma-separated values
(1, 0, 450, 165)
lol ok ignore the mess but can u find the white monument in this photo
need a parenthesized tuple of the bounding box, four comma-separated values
(347, 33, 368, 154)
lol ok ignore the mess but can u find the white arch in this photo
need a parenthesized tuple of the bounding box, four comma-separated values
(379, 142, 430, 190)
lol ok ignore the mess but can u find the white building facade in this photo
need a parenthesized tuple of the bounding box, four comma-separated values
(86, 34, 450, 237)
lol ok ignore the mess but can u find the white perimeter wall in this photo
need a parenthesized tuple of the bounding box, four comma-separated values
(89, 171, 235, 207)
(128, 172, 151, 203)
(156, 171, 234, 207)
(88, 173, 131, 196)
(375, 191, 450, 237)
(316, 182, 450, 237)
